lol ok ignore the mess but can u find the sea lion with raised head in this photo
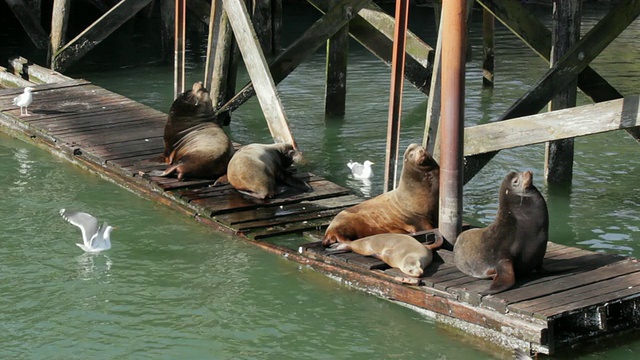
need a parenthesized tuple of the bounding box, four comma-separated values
(322, 143, 439, 247)
(227, 143, 312, 199)
(163, 82, 222, 162)
(159, 123, 234, 180)
(331, 233, 444, 277)
(453, 170, 549, 294)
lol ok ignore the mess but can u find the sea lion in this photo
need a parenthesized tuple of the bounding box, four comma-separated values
(159, 123, 234, 180)
(322, 143, 439, 246)
(163, 81, 222, 162)
(453, 170, 549, 295)
(331, 233, 443, 277)
(226, 143, 312, 199)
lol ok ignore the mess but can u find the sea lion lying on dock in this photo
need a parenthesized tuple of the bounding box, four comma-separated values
(453, 170, 549, 294)
(163, 81, 222, 163)
(159, 123, 234, 180)
(322, 143, 439, 246)
(330, 233, 443, 277)
(227, 143, 312, 199)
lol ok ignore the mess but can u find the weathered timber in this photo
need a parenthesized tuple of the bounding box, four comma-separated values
(383, 0, 409, 192)
(51, 0, 154, 72)
(544, 0, 581, 184)
(464, 96, 640, 156)
(324, 0, 350, 117)
(222, 0, 297, 147)
(272, 0, 283, 52)
(49, 0, 71, 68)
(160, 0, 174, 63)
(216, 0, 370, 116)
(464, 0, 640, 183)
(204, 0, 237, 126)
(0, 67, 35, 88)
(423, 3, 442, 155)
(251, 0, 274, 55)
(8, 57, 72, 84)
(174, 0, 186, 97)
(481, 8, 494, 87)
(5, 0, 49, 49)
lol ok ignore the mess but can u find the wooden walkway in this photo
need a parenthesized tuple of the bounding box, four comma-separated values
(2, 78, 640, 356)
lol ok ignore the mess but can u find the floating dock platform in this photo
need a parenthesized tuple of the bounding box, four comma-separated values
(2, 72, 639, 356)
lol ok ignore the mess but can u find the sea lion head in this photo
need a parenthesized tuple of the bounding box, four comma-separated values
(399, 143, 439, 188)
(404, 143, 438, 170)
(399, 254, 425, 277)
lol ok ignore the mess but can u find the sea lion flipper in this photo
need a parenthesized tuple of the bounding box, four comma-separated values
(279, 172, 312, 192)
(481, 258, 516, 295)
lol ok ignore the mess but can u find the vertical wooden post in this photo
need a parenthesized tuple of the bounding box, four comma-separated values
(252, 0, 273, 55)
(160, 0, 174, 64)
(383, 0, 410, 192)
(424, 5, 443, 156)
(272, 0, 283, 52)
(545, 0, 581, 184)
(49, 0, 71, 68)
(174, 0, 187, 98)
(439, 0, 466, 246)
(482, 8, 495, 87)
(205, 0, 238, 126)
(324, 0, 349, 118)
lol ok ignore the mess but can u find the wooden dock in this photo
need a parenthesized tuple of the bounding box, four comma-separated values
(2, 78, 640, 356)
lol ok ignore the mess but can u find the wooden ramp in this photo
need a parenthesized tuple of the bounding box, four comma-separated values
(2, 79, 640, 355)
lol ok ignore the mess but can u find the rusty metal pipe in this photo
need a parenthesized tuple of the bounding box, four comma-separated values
(383, 0, 410, 192)
(439, 0, 466, 246)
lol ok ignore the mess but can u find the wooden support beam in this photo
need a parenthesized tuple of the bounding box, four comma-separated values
(204, 0, 238, 126)
(8, 56, 72, 84)
(545, 0, 581, 185)
(252, 0, 274, 55)
(324, 0, 350, 117)
(383, 0, 410, 192)
(5, 0, 49, 49)
(272, 0, 283, 52)
(216, 0, 371, 116)
(464, 0, 640, 184)
(222, 0, 297, 147)
(51, 0, 154, 72)
(465, 96, 640, 156)
(423, 4, 442, 155)
(160, 0, 174, 63)
(482, 8, 495, 88)
(186, 0, 212, 26)
(174, 0, 186, 98)
(49, 0, 71, 68)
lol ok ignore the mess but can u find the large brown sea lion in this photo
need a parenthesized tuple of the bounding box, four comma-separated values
(322, 143, 440, 247)
(331, 233, 443, 277)
(453, 170, 549, 294)
(226, 143, 312, 199)
(159, 123, 234, 180)
(163, 82, 222, 162)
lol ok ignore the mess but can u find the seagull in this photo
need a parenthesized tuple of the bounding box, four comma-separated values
(347, 160, 374, 180)
(60, 209, 113, 253)
(12, 87, 34, 116)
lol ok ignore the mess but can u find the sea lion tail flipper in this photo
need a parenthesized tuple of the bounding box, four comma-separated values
(481, 258, 516, 295)
(280, 172, 313, 192)
(213, 174, 229, 186)
(425, 230, 444, 250)
(326, 241, 353, 253)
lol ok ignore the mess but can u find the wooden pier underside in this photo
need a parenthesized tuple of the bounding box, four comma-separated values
(2, 80, 640, 355)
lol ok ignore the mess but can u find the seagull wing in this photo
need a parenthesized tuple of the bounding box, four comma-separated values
(12, 93, 23, 106)
(60, 209, 99, 248)
(350, 162, 364, 176)
(90, 223, 111, 250)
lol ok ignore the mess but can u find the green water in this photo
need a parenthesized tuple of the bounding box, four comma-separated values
(1, 3, 640, 359)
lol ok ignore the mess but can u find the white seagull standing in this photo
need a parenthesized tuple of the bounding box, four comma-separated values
(13, 87, 34, 116)
(60, 209, 113, 253)
(347, 160, 374, 180)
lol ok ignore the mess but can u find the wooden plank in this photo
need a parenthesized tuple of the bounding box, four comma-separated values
(464, 96, 640, 156)
(249, 216, 334, 239)
(544, 283, 640, 320)
(0, 67, 35, 88)
(52, 0, 154, 72)
(465, 0, 640, 183)
(235, 207, 345, 231)
(0, 79, 89, 98)
(217, 0, 371, 116)
(222, 0, 296, 147)
(4, 0, 49, 49)
(7, 57, 72, 84)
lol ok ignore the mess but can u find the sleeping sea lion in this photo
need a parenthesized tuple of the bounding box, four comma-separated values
(163, 81, 222, 162)
(331, 233, 443, 277)
(159, 123, 234, 180)
(226, 143, 312, 199)
(322, 143, 439, 246)
(453, 170, 549, 294)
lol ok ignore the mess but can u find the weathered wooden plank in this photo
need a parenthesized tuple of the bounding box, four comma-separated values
(222, 0, 296, 147)
(52, 0, 154, 71)
(0, 67, 35, 88)
(465, 0, 640, 183)
(464, 96, 640, 156)
(50, 0, 71, 67)
(0, 80, 89, 99)
(216, 0, 370, 116)
(4, 0, 49, 49)
(235, 207, 345, 231)
(544, 283, 640, 320)
(248, 216, 334, 239)
(7, 57, 71, 84)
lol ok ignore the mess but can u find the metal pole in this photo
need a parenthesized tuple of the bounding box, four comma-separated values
(383, 0, 410, 192)
(174, 0, 186, 99)
(439, 0, 466, 245)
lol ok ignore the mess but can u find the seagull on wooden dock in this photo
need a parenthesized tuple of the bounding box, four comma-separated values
(347, 160, 374, 180)
(60, 209, 113, 253)
(13, 87, 34, 116)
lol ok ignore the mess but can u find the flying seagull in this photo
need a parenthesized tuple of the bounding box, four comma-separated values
(13, 87, 34, 116)
(60, 209, 113, 253)
(347, 160, 374, 180)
